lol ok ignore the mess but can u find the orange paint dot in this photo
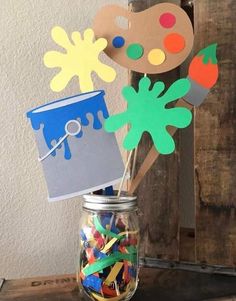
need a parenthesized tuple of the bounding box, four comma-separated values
(164, 33, 185, 54)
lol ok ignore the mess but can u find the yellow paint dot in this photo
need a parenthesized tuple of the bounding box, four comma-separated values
(148, 49, 166, 66)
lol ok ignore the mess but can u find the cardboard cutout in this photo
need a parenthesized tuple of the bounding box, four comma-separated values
(44, 27, 116, 93)
(105, 77, 192, 154)
(27, 91, 124, 201)
(93, 3, 194, 74)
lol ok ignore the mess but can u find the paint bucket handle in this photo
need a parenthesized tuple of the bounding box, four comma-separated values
(38, 120, 82, 162)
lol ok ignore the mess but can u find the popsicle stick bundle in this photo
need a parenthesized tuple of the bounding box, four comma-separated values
(25, 2, 219, 298)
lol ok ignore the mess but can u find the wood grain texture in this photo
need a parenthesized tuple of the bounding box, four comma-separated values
(2, 269, 236, 301)
(195, 0, 236, 266)
(130, 0, 181, 260)
(179, 227, 195, 262)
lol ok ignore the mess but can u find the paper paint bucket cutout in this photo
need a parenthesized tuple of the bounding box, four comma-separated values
(27, 91, 125, 201)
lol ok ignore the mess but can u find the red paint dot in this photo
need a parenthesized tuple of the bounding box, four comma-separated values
(164, 33, 185, 53)
(159, 13, 176, 28)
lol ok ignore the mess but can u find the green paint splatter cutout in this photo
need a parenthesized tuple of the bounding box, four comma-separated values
(105, 76, 192, 154)
(197, 43, 218, 64)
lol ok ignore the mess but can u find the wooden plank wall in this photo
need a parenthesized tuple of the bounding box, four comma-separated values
(194, 0, 236, 266)
(130, 0, 181, 260)
(131, 0, 236, 268)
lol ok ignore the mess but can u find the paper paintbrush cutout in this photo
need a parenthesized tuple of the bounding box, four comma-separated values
(128, 44, 219, 194)
(26, 27, 124, 201)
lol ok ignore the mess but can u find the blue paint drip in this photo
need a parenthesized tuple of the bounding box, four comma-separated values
(27, 91, 109, 160)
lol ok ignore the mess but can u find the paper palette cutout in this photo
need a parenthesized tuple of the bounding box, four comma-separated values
(27, 91, 124, 201)
(105, 77, 192, 154)
(93, 3, 194, 74)
(44, 27, 116, 93)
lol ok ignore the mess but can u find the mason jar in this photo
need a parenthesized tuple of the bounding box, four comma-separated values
(77, 193, 139, 301)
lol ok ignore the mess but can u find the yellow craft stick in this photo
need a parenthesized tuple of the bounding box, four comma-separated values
(104, 262, 124, 285)
(91, 284, 131, 301)
(101, 237, 117, 253)
(101, 230, 138, 254)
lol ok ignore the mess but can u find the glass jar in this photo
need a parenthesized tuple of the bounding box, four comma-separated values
(78, 194, 139, 301)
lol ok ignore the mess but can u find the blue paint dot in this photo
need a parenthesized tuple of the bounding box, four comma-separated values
(112, 36, 125, 48)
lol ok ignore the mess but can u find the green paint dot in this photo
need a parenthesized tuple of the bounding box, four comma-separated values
(126, 43, 144, 60)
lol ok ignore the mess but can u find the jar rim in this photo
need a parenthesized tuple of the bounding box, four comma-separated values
(82, 193, 137, 211)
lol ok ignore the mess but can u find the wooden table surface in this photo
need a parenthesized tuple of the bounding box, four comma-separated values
(1, 267, 236, 301)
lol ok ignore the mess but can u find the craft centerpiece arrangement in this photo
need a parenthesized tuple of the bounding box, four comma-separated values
(26, 2, 219, 301)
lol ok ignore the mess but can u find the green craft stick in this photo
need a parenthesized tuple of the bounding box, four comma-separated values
(93, 216, 120, 239)
(126, 246, 137, 254)
(83, 251, 136, 276)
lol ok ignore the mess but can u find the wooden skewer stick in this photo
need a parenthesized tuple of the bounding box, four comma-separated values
(118, 150, 133, 197)
(128, 99, 193, 195)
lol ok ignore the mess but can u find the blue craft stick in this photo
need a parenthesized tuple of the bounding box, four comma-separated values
(83, 275, 102, 293)
(112, 243, 119, 252)
(80, 230, 87, 241)
(101, 216, 119, 234)
(93, 248, 107, 259)
(116, 266, 124, 282)
(128, 267, 136, 278)
(105, 186, 114, 196)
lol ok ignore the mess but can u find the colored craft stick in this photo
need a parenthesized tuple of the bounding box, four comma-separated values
(86, 248, 96, 264)
(101, 230, 139, 254)
(126, 246, 137, 254)
(92, 228, 105, 248)
(104, 262, 124, 285)
(80, 230, 87, 241)
(80, 271, 85, 281)
(103, 231, 138, 253)
(120, 238, 138, 247)
(102, 284, 117, 297)
(102, 216, 119, 234)
(123, 261, 130, 283)
(94, 216, 120, 239)
(101, 237, 118, 253)
(83, 275, 102, 293)
(91, 284, 131, 301)
(82, 251, 136, 276)
(105, 186, 114, 195)
(93, 248, 107, 259)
